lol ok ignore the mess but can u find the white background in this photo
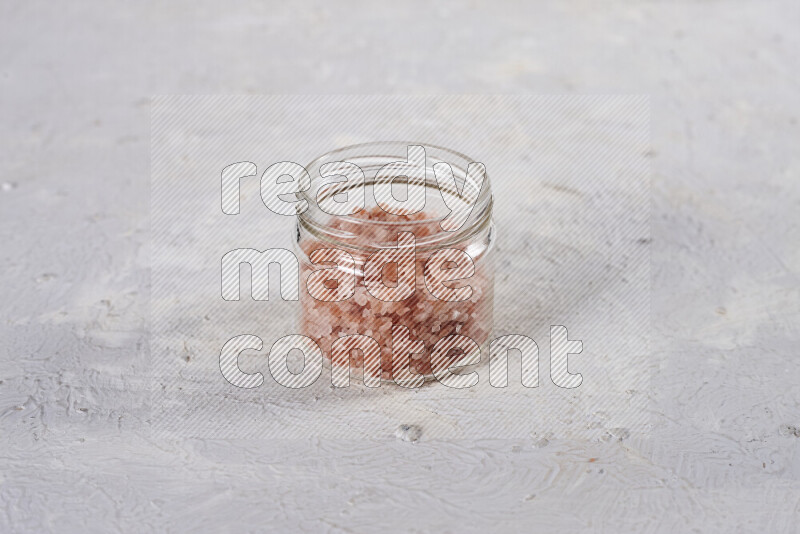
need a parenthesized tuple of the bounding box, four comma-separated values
(1, 1, 799, 532)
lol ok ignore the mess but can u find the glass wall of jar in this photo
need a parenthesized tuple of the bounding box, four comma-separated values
(294, 142, 495, 385)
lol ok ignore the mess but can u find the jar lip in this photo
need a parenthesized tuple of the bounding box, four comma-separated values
(298, 141, 493, 229)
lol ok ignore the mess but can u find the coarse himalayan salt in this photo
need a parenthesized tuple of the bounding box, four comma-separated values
(298, 206, 494, 381)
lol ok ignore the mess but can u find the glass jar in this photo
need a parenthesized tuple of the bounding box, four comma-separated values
(294, 142, 495, 385)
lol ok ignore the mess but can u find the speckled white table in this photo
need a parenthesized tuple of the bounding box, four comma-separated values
(1, 1, 799, 533)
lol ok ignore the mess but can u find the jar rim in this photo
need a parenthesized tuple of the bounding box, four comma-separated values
(297, 141, 493, 232)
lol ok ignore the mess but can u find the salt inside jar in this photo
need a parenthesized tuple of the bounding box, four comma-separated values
(295, 142, 495, 386)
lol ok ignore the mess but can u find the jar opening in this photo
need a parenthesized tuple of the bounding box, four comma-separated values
(297, 142, 493, 251)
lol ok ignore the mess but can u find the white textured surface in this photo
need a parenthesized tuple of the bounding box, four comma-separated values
(1, 1, 799, 533)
